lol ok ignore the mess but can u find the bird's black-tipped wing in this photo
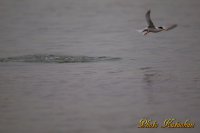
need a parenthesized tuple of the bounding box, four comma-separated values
(145, 10, 155, 28)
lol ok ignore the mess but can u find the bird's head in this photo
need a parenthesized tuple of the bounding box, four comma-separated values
(158, 27, 165, 31)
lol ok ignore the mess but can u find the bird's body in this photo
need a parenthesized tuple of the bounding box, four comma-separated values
(137, 10, 177, 35)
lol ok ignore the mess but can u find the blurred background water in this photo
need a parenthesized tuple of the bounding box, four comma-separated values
(0, 0, 200, 133)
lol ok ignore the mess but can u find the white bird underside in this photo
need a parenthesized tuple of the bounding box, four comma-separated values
(137, 10, 177, 35)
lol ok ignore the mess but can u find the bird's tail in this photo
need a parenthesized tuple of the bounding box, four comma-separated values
(137, 29, 148, 35)
(136, 29, 144, 33)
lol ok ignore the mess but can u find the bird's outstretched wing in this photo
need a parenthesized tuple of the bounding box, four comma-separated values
(145, 10, 155, 28)
(164, 24, 177, 31)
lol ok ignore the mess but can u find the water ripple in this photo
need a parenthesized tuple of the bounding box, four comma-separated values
(0, 54, 121, 63)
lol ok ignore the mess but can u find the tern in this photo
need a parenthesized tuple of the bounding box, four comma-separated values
(137, 10, 177, 35)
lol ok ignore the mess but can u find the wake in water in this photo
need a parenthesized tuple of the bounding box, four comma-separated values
(0, 54, 121, 63)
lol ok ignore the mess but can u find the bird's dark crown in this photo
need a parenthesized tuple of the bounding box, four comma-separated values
(158, 27, 164, 29)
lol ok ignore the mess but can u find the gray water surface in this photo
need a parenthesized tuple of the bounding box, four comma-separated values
(0, 0, 200, 133)
(0, 54, 121, 63)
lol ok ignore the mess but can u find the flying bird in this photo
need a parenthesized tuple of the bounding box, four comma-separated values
(137, 10, 177, 35)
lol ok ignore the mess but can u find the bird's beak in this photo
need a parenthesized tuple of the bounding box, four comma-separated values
(163, 28, 167, 31)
